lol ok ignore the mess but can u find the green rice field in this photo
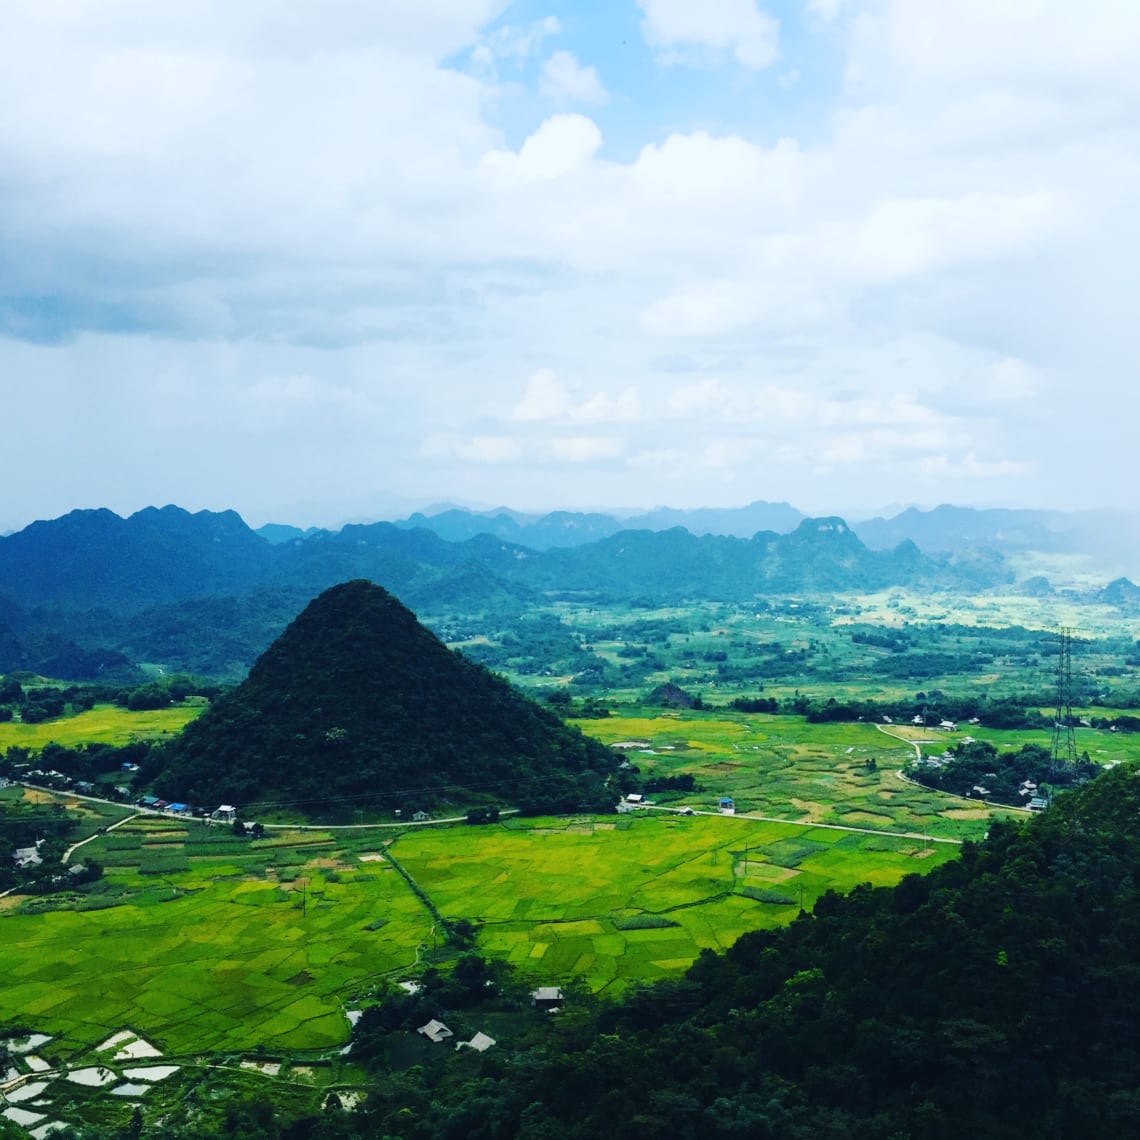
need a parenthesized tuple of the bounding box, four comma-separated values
(0, 702, 203, 751)
(0, 799, 962, 1056)
(0, 705, 1054, 1057)
(574, 709, 1033, 839)
(0, 818, 431, 1057)
(392, 811, 956, 994)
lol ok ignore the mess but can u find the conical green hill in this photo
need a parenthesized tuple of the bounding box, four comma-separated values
(155, 579, 613, 815)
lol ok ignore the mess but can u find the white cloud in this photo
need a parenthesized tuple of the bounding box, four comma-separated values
(630, 133, 804, 208)
(806, 0, 848, 22)
(637, 0, 780, 69)
(540, 50, 608, 106)
(423, 434, 525, 464)
(513, 369, 571, 420)
(547, 436, 626, 462)
(480, 113, 603, 184)
(916, 454, 1036, 480)
(513, 370, 640, 423)
(3, 1, 1140, 522)
(845, 192, 1062, 282)
(854, 0, 1140, 98)
(482, 15, 560, 60)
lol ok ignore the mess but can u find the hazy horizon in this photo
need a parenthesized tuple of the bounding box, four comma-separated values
(2, 493, 1134, 539)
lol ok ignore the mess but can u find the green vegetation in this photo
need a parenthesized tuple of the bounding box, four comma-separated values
(325, 761, 1140, 1139)
(0, 783, 966, 1058)
(393, 813, 957, 993)
(576, 708, 1024, 839)
(154, 581, 614, 815)
(0, 817, 430, 1054)
(6, 517, 1140, 1136)
(0, 702, 202, 751)
(25, 764, 1140, 1139)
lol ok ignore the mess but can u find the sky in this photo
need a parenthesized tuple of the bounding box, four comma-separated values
(2, 0, 1139, 532)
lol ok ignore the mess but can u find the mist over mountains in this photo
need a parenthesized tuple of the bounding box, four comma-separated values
(0, 499, 1137, 682)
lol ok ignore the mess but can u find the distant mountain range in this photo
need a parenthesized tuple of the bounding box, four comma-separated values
(255, 501, 1140, 570)
(853, 503, 1140, 564)
(383, 500, 808, 549)
(0, 501, 1137, 682)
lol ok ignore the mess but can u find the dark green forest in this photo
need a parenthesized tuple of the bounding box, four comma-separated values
(154, 581, 615, 815)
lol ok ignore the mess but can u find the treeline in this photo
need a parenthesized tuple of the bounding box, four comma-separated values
(0, 677, 98, 724)
(0, 673, 219, 724)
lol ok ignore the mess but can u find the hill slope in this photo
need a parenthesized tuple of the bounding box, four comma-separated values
(155, 580, 614, 813)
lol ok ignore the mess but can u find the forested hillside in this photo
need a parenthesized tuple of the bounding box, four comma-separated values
(154, 580, 615, 814)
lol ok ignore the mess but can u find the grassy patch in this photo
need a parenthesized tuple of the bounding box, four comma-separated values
(0, 702, 203, 751)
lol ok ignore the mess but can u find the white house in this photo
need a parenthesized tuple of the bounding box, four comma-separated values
(531, 987, 564, 1010)
(417, 1020, 454, 1044)
(456, 1031, 496, 1053)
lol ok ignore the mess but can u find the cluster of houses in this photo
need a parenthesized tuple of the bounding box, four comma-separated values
(9, 838, 90, 883)
(14, 762, 139, 798)
(913, 750, 955, 771)
(413, 988, 564, 1054)
(895, 715, 983, 731)
(1018, 780, 1048, 811)
(12, 839, 44, 868)
(6, 769, 243, 825)
(133, 799, 239, 822)
(618, 794, 732, 815)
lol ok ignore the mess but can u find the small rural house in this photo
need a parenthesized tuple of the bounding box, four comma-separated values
(417, 1020, 454, 1044)
(719, 796, 735, 815)
(456, 1031, 496, 1053)
(411, 811, 430, 823)
(531, 987, 564, 1011)
(212, 805, 237, 822)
